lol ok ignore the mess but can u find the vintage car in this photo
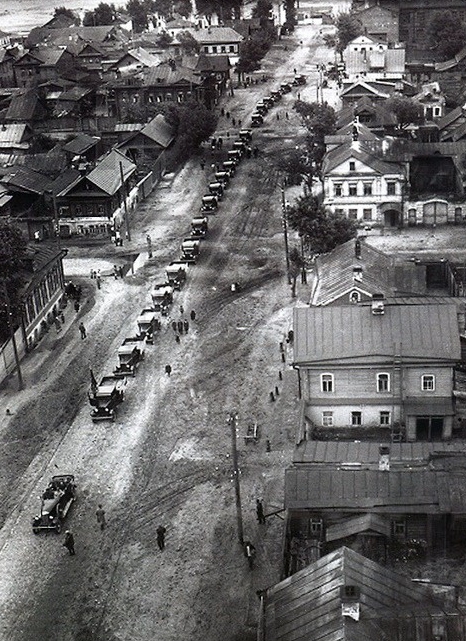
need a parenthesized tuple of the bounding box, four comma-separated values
(191, 216, 208, 237)
(32, 474, 76, 534)
(151, 283, 173, 315)
(208, 182, 224, 200)
(113, 342, 144, 377)
(239, 129, 252, 142)
(201, 195, 218, 212)
(181, 238, 200, 263)
(136, 309, 161, 343)
(215, 171, 230, 187)
(251, 113, 264, 127)
(222, 161, 237, 176)
(166, 262, 188, 290)
(89, 375, 125, 422)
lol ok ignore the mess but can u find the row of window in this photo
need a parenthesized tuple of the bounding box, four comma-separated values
(333, 179, 397, 197)
(320, 373, 435, 392)
(203, 45, 236, 54)
(322, 410, 391, 427)
(334, 207, 373, 220)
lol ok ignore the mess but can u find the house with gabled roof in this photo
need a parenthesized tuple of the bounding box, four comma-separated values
(354, 2, 399, 44)
(107, 47, 161, 79)
(4, 88, 48, 124)
(0, 48, 18, 88)
(117, 113, 175, 178)
(322, 138, 405, 227)
(188, 26, 243, 64)
(13, 47, 75, 87)
(310, 238, 426, 307)
(336, 96, 397, 136)
(261, 547, 466, 640)
(343, 35, 405, 82)
(339, 79, 399, 107)
(293, 297, 462, 442)
(55, 149, 137, 238)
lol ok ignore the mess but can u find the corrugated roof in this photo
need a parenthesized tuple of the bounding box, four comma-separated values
(143, 63, 201, 86)
(437, 105, 465, 131)
(140, 114, 174, 148)
(0, 166, 53, 194)
(322, 140, 403, 175)
(293, 300, 461, 365)
(0, 124, 29, 144)
(189, 27, 243, 44)
(5, 90, 41, 121)
(86, 149, 136, 195)
(262, 547, 465, 641)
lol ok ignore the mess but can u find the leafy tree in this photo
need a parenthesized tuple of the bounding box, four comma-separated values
(294, 100, 336, 172)
(274, 148, 309, 187)
(83, 2, 117, 26)
(427, 10, 466, 60)
(153, 0, 173, 18)
(236, 23, 275, 76)
(286, 194, 356, 256)
(333, 12, 362, 57)
(283, 0, 296, 31)
(156, 31, 173, 47)
(196, 0, 242, 20)
(0, 222, 28, 342)
(53, 6, 79, 22)
(288, 246, 305, 297)
(252, 0, 272, 27)
(178, 31, 200, 55)
(164, 100, 217, 157)
(384, 95, 424, 130)
(127, 0, 149, 31)
(174, 0, 192, 17)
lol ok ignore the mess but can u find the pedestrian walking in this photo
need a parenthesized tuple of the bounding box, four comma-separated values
(200, 158, 205, 170)
(179, 304, 184, 315)
(293, 67, 296, 75)
(232, 117, 236, 126)
(74, 300, 80, 313)
(256, 499, 266, 524)
(175, 334, 180, 343)
(156, 524, 166, 550)
(90, 269, 95, 279)
(177, 320, 183, 334)
(226, 111, 230, 119)
(218, 137, 223, 148)
(113, 265, 118, 279)
(253, 146, 259, 158)
(119, 266, 124, 279)
(96, 504, 106, 530)
(171, 320, 177, 332)
(276, 113, 280, 120)
(63, 530, 75, 555)
(96, 274, 101, 289)
(183, 319, 189, 333)
(59, 311, 65, 324)
(165, 364, 172, 376)
(297, 92, 301, 100)
(285, 111, 289, 120)
(79, 322, 86, 339)
(238, 119, 242, 126)
(221, 107, 225, 116)
(190, 310, 196, 321)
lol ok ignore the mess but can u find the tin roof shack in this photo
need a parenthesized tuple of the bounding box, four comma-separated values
(55, 149, 137, 239)
(293, 298, 462, 442)
(284, 442, 466, 572)
(260, 547, 466, 641)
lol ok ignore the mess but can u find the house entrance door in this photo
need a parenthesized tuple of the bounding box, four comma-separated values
(383, 209, 399, 227)
(416, 416, 444, 440)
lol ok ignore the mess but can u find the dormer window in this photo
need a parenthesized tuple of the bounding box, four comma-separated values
(349, 161, 355, 171)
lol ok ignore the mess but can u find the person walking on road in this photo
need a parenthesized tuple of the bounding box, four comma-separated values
(165, 364, 172, 376)
(183, 319, 189, 333)
(171, 320, 177, 332)
(63, 530, 75, 555)
(190, 310, 196, 321)
(157, 525, 166, 550)
(96, 504, 106, 531)
(79, 322, 86, 339)
(256, 499, 266, 524)
(177, 320, 183, 334)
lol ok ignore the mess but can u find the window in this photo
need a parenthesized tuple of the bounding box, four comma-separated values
(349, 183, 357, 196)
(422, 374, 435, 391)
(393, 520, 406, 536)
(348, 209, 358, 220)
(203, 46, 209, 53)
(97, 205, 105, 214)
(349, 291, 360, 303)
(334, 183, 342, 197)
(221, 45, 226, 53)
(212, 46, 217, 53)
(351, 411, 362, 426)
(321, 373, 334, 392)
(434, 106, 441, 117)
(363, 208, 372, 220)
(229, 45, 235, 52)
(335, 208, 344, 216)
(387, 181, 396, 195)
(380, 411, 390, 426)
(310, 518, 323, 534)
(322, 411, 333, 426)
(349, 161, 355, 171)
(363, 182, 372, 195)
(377, 373, 390, 392)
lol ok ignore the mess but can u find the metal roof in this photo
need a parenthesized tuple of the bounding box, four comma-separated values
(293, 300, 461, 366)
(86, 149, 136, 196)
(322, 140, 403, 175)
(63, 134, 100, 155)
(262, 547, 466, 641)
(189, 27, 243, 44)
(325, 513, 391, 541)
(140, 114, 175, 148)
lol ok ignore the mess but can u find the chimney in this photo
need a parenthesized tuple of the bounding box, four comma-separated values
(379, 445, 390, 471)
(353, 266, 362, 282)
(340, 585, 360, 621)
(371, 293, 385, 315)
(354, 238, 361, 258)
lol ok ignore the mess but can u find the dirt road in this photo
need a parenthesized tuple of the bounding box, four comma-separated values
(0, 20, 340, 641)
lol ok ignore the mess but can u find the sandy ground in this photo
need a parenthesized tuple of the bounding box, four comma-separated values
(0, 19, 341, 641)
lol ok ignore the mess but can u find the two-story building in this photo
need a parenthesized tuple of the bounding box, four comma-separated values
(343, 35, 406, 82)
(293, 297, 462, 441)
(322, 138, 405, 227)
(354, 2, 399, 44)
(188, 27, 243, 65)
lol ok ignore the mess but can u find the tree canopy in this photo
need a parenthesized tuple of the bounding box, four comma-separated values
(0, 222, 28, 342)
(83, 2, 117, 26)
(127, 0, 150, 31)
(195, 0, 242, 20)
(427, 10, 466, 60)
(286, 194, 357, 256)
(294, 100, 336, 173)
(326, 12, 362, 56)
(53, 6, 79, 22)
(177, 30, 200, 55)
(384, 95, 424, 130)
(283, 0, 296, 31)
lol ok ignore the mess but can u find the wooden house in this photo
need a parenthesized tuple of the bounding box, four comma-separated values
(293, 298, 462, 441)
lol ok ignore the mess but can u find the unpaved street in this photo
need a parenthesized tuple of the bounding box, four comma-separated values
(0, 17, 343, 641)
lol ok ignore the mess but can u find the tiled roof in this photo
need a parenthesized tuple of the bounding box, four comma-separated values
(293, 299, 461, 365)
(63, 134, 100, 155)
(140, 114, 175, 148)
(86, 149, 136, 195)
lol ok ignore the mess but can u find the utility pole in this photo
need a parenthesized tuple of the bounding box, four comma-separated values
(281, 186, 291, 283)
(1, 281, 24, 390)
(119, 161, 131, 242)
(228, 411, 243, 545)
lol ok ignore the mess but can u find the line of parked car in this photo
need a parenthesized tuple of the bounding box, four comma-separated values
(251, 74, 306, 127)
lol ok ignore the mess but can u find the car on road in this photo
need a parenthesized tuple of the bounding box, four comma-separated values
(239, 129, 252, 142)
(222, 161, 237, 176)
(191, 216, 208, 237)
(201, 194, 218, 212)
(293, 74, 306, 85)
(280, 82, 292, 93)
(255, 102, 268, 115)
(271, 90, 282, 102)
(251, 113, 264, 127)
(89, 375, 125, 422)
(208, 182, 224, 200)
(227, 150, 242, 164)
(215, 171, 230, 186)
(263, 96, 274, 109)
(32, 474, 76, 534)
(114, 342, 144, 377)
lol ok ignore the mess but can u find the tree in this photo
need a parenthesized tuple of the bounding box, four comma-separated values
(178, 31, 200, 55)
(286, 194, 357, 256)
(252, 0, 272, 27)
(83, 2, 117, 26)
(427, 10, 466, 60)
(153, 0, 173, 18)
(334, 12, 362, 57)
(288, 246, 305, 297)
(156, 31, 173, 47)
(236, 24, 275, 76)
(196, 0, 242, 20)
(294, 101, 336, 172)
(127, 0, 149, 31)
(163, 100, 217, 159)
(283, 0, 296, 32)
(53, 6, 79, 22)
(174, 0, 192, 17)
(0, 222, 28, 343)
(384, 95, 424, 131)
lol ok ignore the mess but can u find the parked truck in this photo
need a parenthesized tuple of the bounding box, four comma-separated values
(181, 238, 200, 263)
(166, 262, 188, 290)
(151, 283, 173, 315)
(88, 375, 125, 422)
(113, 342, 144, 377)
(136, 308, 161, 343)
(191, 216, 208, 238)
